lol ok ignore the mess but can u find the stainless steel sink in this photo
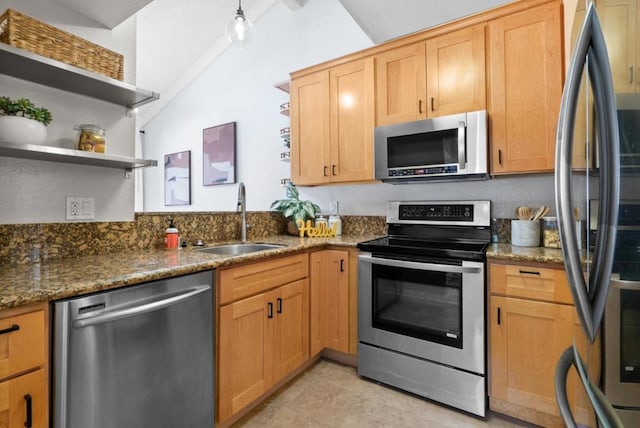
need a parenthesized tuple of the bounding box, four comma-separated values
(197, 243, 285, 256)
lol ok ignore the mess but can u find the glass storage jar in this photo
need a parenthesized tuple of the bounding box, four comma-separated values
(74, 124, 106, 153)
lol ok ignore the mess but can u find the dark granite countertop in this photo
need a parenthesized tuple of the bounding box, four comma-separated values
(2, 235, 580, 310)
(487, 243, 566, 265)
(0, 234, 381, 310)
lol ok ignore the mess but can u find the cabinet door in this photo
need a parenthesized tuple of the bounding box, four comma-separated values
(322, 250, 349, 353)
(310, 251, 350, 355)
(375, 42, 427, 125)
(490, 296, 575, 421)
(309, 252, 326, 357)
(329, 58, 375, 183)
(599, 0, 637, 93)
(0, 369, 47, 428)
(290, 71, 330, 185)
(488, 1, 563, 174)
(273, 279, 309, 383)
(426, 24, 486, 118)
(218, 292, 273, 422)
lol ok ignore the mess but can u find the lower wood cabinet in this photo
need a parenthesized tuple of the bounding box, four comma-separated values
(0, 368, 47, 428)
(489, 262, 598, 427)
(310, 250, 350, 356)
(0, 304, 48, 428)
(217, 254, 309, 424)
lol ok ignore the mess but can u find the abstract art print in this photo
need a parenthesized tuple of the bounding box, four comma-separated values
(164, 150, 191, 206)
(203, 122, 236, 186)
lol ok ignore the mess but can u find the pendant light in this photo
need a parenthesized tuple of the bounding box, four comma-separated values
(225, 0, 254, 44)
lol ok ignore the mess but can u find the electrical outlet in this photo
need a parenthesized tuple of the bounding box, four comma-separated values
(66, 197, 95, 220)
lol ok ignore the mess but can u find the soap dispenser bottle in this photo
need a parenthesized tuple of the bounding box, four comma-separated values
(165, 218, 179, 249)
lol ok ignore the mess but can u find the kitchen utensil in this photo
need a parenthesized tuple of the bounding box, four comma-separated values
(531, 205, 549, 221)
(516, 206, 532, 220)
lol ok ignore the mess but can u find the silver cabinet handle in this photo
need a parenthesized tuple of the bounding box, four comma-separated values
(73, 285, 210, 328)
(555, 3, 619, 343)
(358, 253, 481, 274)
(630, 65, 634, 84)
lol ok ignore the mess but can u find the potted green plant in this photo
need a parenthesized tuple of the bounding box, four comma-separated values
(271, 182, 321, 235)
(0, 96, 52, 145)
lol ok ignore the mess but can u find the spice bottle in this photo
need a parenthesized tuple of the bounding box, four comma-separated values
(165, 218, 179, 249)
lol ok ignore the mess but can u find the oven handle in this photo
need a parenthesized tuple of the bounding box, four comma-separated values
(358, 254, 481, 274)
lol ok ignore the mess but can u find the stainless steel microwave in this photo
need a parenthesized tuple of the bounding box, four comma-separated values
(374, 110, 489, 183)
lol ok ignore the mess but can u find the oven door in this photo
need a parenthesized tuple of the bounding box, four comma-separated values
(358, 252, 485, 375)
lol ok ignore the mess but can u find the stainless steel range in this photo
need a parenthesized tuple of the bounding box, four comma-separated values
(357, 200, 491, 417)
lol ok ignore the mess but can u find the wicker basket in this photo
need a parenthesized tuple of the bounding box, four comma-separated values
(0, 9, 124, 81)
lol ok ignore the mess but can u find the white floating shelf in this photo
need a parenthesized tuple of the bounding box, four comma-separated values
(0, 141, 157, 169)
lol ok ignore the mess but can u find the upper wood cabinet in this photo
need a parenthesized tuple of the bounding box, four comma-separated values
(599, 0, 639, 93)
(426, 24, 487, 118)
(375, 25, 486, 126)
(290, 71, 331, 185)
(375, 42, 427, 125)
(291, 58, 375, 185)
(488, 1, 564, 174)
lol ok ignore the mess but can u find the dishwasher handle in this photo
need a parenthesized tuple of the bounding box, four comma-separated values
(358, 253, 481, 274)
(73, 285, 210, 328)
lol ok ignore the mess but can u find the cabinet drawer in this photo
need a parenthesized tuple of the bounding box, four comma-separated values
(219, 254, 309, 305)
(0, 309, 46, 381)
(489, 262, 573, 304)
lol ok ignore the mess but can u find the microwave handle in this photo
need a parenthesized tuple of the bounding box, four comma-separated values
(457, 121, 466, 170)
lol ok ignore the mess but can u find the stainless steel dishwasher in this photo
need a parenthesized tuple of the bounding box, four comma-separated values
(53, 270, 214, 428)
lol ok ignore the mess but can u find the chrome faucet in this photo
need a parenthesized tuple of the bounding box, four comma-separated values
(237, 182, 247, 243)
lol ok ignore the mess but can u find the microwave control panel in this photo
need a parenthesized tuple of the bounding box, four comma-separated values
(389, 165, 458, 177)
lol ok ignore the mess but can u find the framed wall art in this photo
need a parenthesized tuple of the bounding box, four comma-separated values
(164, 150, 191, 206)
(203, 121, 236, 186)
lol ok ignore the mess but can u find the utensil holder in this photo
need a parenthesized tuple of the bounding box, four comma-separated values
(511, 220, 540, 247)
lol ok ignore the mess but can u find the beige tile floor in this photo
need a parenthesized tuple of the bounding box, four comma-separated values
(233, 360, 532, 427)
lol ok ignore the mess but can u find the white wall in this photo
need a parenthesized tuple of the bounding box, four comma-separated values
(141, 0, 374, 213)
(0, 0, 138, 224)
(141, 0, 590, 220)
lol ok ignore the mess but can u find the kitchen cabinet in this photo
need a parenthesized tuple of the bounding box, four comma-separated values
(488, 262, 598, 427)
(290, 71, 330, 185)
(375, 24, 486, 126)
(375, 42, 427, 125)
(0, 304, 48, 428)
(290, 58, 375, 185)
(487, 1, 564, 174)
(425, 24, 487, 118)
(0, 43, 158, 170)
(599, 0, 639, 93)
(310, 250, 350, 356)
(217, 254, 309, 424)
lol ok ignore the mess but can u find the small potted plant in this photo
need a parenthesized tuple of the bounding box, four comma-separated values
(271, 182, 321, 235)
(0, 96, 52, 145)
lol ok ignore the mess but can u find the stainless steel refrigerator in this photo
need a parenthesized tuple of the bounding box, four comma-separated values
(555, 1, 640, 426)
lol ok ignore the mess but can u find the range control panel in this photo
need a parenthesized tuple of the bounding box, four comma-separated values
(398, 204, 473, 221)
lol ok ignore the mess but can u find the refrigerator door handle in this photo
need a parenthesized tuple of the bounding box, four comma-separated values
(554, 344, 624, 428)
(555, 3, 620, 343)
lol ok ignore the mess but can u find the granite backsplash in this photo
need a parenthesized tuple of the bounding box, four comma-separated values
(0, 212, 387, 265)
